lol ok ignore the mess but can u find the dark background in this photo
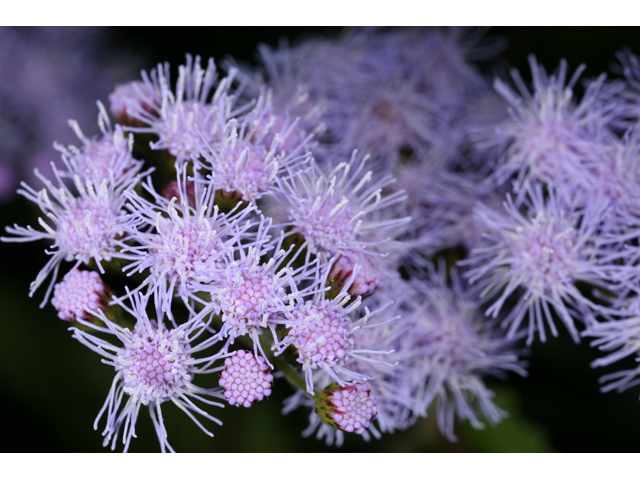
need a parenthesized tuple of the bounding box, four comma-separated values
(2, 27, 640, 453)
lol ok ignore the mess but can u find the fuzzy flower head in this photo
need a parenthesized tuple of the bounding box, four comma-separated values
(126, 55, 238, 163)
(282, 284, 406, 446)
(219, 350, 274, 407)
(212, 243, 295, 346)
(398, 263, 527, 441)
(274, 151, 408, 260)
(195, 92, 311, 203)
(51, 269, 107, 323)
(55, 103, 142, 186)
(463, 183, 613, 344)
(2, 161, 144, 306)
(122, 164, 257, 314)
(274, 261, 393, 394)
(71, 292, 225, 452)
(477, 56, 618, 197)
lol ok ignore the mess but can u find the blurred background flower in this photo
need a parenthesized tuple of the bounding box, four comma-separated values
(2, 26, 640, 452)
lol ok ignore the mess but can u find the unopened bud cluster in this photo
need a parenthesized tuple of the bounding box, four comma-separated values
(219, 350, 274, 407)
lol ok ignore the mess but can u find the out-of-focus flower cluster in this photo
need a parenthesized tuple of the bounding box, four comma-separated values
(0, 27, 134, 204)
(5, 27, 640, 452)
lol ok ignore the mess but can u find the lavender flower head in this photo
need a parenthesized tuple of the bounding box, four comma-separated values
(71, 292, 225, 453)
(194, 91, 312, 203)
(274, 151, 408, 263)
(120, 163, 257, 315)
(1, 144, 146, 306)
(55, 102, 141, 186)
(398, 263, 527, 441)
(126, 55, 239, 164)
(463, 183, 613, 344)
(274, 262, 394, 395)
(476, 55, 618, 200)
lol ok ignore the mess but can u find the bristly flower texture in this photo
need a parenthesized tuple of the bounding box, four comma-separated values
(475, 55, 618, 202)
(125, 54, 240, 164)
(194, 91, 312, 203)
(120, 163, 257, 316)
(274, 262, 393, 395)
(203, 227, 302, 365)
(463, 183, 614, 344)
(12, 29, 640, 453)
(71, 292, 225, 453)
(398, 263, 527, 441)
(274, 151, 408, 262)
(1, 147, 145, 306)
(55, 102, 142, 186)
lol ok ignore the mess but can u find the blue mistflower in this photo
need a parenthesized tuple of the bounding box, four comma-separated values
(119, 163, 258, 317)
(396, 262, 527, 441)
(72, 292, 225, 453)
(125, 54, 242, 164)
(474, 55, 620, 202)
(463, 183, 616, 344)
(1, 122, 147, 306)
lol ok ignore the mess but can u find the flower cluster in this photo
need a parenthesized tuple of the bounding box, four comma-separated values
(7, 27, 640, 452)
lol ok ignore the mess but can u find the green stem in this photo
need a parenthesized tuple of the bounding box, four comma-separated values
(271, 352, 311, 396)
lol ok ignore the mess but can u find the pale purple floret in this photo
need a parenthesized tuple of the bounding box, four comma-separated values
(584, 307, 640, 397)
(71, 292, 225, 453)
(108, 79, 162, 126)
(51, 269, 106, 322)
(282, 287, 406, 445)
(462, 183, 614, 344)
(274, 262, 394, 395)
(198, 222, 306, 365)
(274, 151, 409, 263)
(398, 263, 527, 441)
(194, 91, 312, 203)
(55, 102, 143, 186)
(285, 300, 350, 387)
(120, 163, 257, 316)
(473, 55, 618, 202)
(219, 350, 274, 407)
(1, 155, 146, 306)
(125, 54, 242, 163)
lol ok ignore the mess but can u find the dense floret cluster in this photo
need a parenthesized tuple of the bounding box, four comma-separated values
(6, 27, 640, 452)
